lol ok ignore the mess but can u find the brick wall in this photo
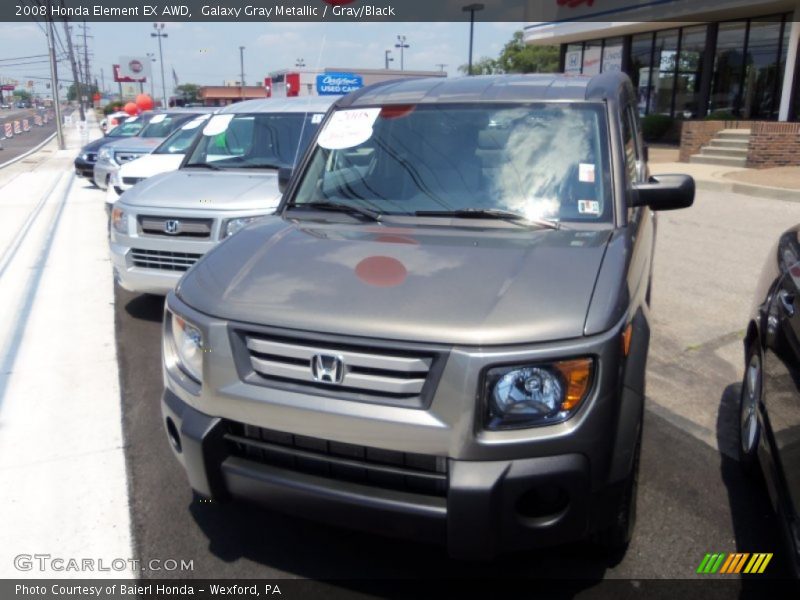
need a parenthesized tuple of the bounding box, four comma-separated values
(678, 120, 755, 162)
(746, 122, 800, 168)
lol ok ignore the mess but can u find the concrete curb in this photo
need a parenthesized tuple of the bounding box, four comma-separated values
(693, 176, 800, 202)
(0, 132, 57, 171)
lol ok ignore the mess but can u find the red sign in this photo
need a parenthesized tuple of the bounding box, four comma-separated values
(112, 64, 146, 83)
(1, 85, 15, 91)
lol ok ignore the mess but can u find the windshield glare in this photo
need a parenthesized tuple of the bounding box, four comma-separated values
(185, 113, 321, 170)
(154, 119, 206, 155)
(138, 114, 193, 138)
(292, 103, 612, 224)
(107, 120, 144, 137)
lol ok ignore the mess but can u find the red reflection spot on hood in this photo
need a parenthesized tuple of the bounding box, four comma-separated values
(355, 256, 407, 287)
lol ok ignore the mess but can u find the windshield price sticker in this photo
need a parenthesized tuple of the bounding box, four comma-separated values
(182, 116, 209, 130)
(579, 163, 595, 183)
(203, 114, 235, 136)
(318, 108, 381, 150)
(311, 114, 324, 124)
(150, 114, 167, 124)
(578, 200, 600, 215)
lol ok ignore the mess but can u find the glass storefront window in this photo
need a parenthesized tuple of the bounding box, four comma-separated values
(743, 17, 786, 119)
(564, 43, 583, 74)
(582, 40, 603, 75)
(653, 29, 679, 115)
(675, 26, 707, 118)
(631, 33, 655, 116)
(602, 37, 624, 73)
(710, 22, 748, 116)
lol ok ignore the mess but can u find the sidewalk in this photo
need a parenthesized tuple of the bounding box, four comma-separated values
(650, 146, 800, 201)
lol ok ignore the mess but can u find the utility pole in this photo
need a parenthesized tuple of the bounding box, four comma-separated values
(239, 46, 245, 101)
(45, 2, 65, 149)
(385, 50, 394, 70)
(62, 21, 85, 121)
(394, 35, 409, 70)
(146, 53, 156, 98)
(462, 4, 485, 76)
(436, 63, 448, 72)
(151, 23, 168, 108)
(100, 67, 105, 95)
(81, 22, 90, 104)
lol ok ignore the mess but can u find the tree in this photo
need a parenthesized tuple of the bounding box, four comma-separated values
(12, 89, 32, 102)
(175, 84, 201, 104)
(459, 31, 560, 75)
(67, 83, 98, 102)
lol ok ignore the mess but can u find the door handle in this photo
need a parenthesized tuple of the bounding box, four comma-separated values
(778, 289, 796, 317)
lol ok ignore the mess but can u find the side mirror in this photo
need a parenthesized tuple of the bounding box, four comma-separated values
(632, 174, 694, 211)
(278, 166, 293, 194)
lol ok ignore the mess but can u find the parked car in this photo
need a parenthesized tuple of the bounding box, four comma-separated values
(109, 96, 336, 295)
(739, 226, 800, 577)
(95, 109, 214, 191)
(160, 73, 694, 559)
(74, 115, 153, 184)
(106, 113, 214, 202)
(0, 103, 10, 109)
(100, 111, 130, 134)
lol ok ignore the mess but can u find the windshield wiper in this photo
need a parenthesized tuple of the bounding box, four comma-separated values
(233, 163, 284, 170)
(287, 201, 382, 222)
(414, 208, 561, 230)
(185, 163, 222, 170)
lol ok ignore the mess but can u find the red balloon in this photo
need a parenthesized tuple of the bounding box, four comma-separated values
(123, 102, 139, 116)
(135, 94, 154, 111)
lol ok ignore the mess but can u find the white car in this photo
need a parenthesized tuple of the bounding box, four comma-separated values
(106, 113, 212, 210)
(100, 111, 130, 133)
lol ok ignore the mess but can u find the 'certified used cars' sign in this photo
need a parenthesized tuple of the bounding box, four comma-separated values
(316, 73, 363, 95)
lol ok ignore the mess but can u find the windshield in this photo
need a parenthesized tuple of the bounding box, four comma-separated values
(153, 117, 208, 155)
(291, 103, 612, 224)
(184, 112, 323, 170)
(107, 119, 144, 138)
(138, 114, 195, 138)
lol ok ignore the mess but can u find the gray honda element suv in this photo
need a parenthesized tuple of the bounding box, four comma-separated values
(161, 73, 694, 559)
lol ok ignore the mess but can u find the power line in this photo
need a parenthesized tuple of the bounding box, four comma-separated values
(0, 54, 50, 63)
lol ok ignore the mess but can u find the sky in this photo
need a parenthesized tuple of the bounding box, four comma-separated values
(0, 21, 521, 99)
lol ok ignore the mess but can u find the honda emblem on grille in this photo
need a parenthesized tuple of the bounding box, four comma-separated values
(163, 219, 181, 235)
(311, 353, 344, 384)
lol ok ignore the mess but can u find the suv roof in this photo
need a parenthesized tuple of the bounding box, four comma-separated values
(217, 96, 338, 115)
(337, 72, 634, 108)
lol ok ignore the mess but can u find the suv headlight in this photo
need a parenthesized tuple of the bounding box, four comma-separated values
(98, 147, 115, 163)
(222, 215, 265, 239)
(484, 358, 593, 430)
(111, 206, 127, 233)
(169, 314, 204, 383)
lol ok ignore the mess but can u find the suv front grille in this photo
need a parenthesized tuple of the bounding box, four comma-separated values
(243, 334, 433, 399)
(138, 215, 213, 238)
(122, 176, 144, 186)
(84, 152, 97, 162)
(224, 421, 448, 497)
(130, 248, 202, 271)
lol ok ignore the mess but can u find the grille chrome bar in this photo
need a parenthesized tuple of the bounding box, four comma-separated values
(138, 215, 213, 238)
(115, 151, 146, 164)
(130, 248, 202, 272)
(244, 335, 433, 397)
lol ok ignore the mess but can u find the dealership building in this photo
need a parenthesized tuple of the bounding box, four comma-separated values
(525, 0, 800, 122)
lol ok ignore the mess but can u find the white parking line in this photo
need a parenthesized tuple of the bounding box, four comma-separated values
(0, 116, 133, 578)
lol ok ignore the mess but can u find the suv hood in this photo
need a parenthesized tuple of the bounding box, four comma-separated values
(104, 137, 163, 153)
(179, 217, 612, 345)
(119, 169, 282, 211)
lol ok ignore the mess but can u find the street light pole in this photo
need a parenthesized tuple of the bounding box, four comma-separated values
(462, 3, 484, 76)
(394, 35, 409, 71)
(151, 23, 168, 108)
(146, 53, 156, 98)
(385, 50, 394, 70)
(239, 46, 246, 101)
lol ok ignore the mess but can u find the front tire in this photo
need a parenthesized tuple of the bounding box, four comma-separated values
(738, 345, 762, 475)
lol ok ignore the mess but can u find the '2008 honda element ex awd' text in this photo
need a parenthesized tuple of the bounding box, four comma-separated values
(160, 73, 694, 559)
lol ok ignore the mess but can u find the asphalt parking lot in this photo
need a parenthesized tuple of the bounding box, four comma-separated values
(111, 185, 799, 583)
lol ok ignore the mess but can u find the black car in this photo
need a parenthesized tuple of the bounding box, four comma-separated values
(73, 114, 152, 183)
(741, 225, 800, 576)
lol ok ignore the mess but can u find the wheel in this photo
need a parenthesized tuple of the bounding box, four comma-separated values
(595, 425, 641, 554)
(738, 345, 762, 475)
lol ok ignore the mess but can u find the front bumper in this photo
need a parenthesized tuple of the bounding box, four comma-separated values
(94, 160, 117, 190)
(74, 157, 96, 180)
(110, 241, 184, 295)
(163, 388, 603, 558)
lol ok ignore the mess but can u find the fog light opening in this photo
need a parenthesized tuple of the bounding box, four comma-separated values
(516, 485, 570, 523)
(166, 417, 182, 453)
